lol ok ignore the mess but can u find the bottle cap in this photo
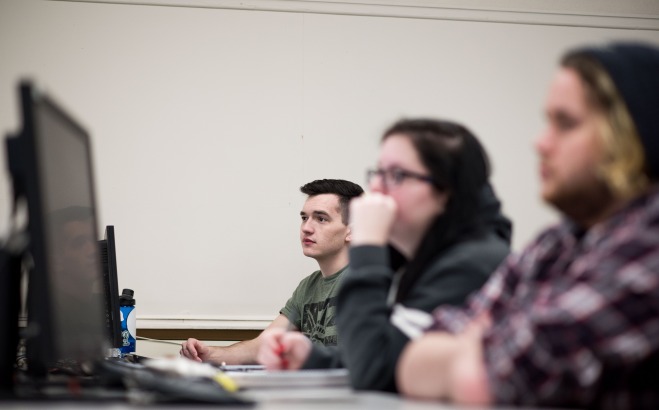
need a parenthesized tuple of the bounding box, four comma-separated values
(120, 288, 136, 306)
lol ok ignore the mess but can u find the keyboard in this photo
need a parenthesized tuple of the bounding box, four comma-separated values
(98, 359, 253, 405)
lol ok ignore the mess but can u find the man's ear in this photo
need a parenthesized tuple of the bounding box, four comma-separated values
(345, 226, 352, 243)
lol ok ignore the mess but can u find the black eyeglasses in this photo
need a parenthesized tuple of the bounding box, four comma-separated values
(366, 168, 434, 187)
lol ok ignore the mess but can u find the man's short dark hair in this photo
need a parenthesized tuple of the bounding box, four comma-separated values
(300, 179, 364, 224)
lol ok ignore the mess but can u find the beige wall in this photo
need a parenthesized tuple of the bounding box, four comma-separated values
(136, 339, 232, 359)
(1, 0, 658, 333)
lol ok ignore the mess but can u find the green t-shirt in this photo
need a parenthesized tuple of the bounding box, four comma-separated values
(280, 266, 347, 347)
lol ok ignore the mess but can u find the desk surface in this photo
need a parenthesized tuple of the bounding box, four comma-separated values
(0, 387, 549, 410)
(0, 390, 440, 410)
(239, 387, 441, 409)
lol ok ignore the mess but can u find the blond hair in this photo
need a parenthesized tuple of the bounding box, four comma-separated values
(562, 53, 649, 200)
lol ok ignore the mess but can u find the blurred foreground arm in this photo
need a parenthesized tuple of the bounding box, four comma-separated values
(396, 317, 491, 405)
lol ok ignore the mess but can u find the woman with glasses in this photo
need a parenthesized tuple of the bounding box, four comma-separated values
(257, 118, 511, 392)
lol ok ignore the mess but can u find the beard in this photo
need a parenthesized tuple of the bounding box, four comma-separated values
(545, 178, 616, 228)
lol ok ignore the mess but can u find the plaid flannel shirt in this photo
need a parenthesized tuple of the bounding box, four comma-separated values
(430, 187, 659, 408)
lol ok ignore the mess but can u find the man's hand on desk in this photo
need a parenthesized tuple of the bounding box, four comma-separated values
(257, 328, 311, 370)
(180, 338, 212, 363)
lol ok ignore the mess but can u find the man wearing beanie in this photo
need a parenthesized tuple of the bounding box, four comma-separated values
(396, 42, 659, 409)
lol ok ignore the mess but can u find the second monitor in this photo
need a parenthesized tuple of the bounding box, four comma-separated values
(99, 225, 122, 352)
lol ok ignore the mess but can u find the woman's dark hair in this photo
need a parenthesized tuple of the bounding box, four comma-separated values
(382, 119, 491, 302)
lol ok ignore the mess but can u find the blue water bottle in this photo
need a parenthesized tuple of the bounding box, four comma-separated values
(119, 288, 136, 355)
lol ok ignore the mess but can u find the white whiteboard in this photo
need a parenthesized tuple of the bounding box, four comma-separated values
(0, 0, 658, 329)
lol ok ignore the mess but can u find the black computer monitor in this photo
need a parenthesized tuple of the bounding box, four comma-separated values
(99, 225, 122, 349)
(0, 240, 22, 394)
(5, 81, 107, 376)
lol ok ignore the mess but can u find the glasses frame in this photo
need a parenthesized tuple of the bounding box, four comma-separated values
(366, 167, 434, 188)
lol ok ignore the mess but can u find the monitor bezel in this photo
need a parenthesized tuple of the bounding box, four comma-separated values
(9, 81, 107, 374)
(100, 225, 122, 349)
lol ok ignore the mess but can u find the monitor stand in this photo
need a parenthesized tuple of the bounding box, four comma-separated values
(0, 231, 27, 397)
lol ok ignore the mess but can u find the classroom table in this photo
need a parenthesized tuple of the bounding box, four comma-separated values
(0, 386, 565, 410)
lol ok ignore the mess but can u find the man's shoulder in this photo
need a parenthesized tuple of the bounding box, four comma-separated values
(294, 269, 324, 288)
(632, 186, 659, 224)
(293, 266, 348, 293)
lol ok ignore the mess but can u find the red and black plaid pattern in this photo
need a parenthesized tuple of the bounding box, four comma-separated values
(429, 187, 659, 409)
